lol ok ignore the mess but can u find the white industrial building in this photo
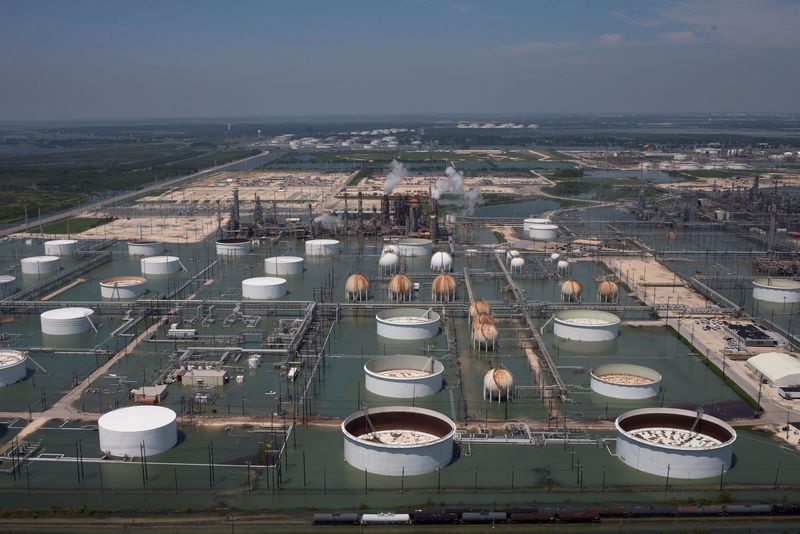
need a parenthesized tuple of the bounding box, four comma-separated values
(746, 352, 800, 387)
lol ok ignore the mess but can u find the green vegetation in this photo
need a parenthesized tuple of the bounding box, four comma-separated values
(347, 167, 374, 186)
(670, 169, 760, 179)
(492, 230, 507, 244)
(552, 168, 584, 178)
(41, 217, 115, 234)
(0, 189, 89, 225)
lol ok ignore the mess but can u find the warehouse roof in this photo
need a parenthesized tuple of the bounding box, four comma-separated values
(746, 352, 800, 387)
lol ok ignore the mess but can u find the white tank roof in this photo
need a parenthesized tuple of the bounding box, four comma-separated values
(99, 405, 176, 433)
(41, 307, 94, 320)
(45, 239, 78, 245)
(243, 276, 286, 286)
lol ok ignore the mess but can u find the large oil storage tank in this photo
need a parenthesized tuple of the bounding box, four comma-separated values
(376, 308, 440, 340)
(752, 278, 800, 303)
(529, 222, 559, 240)
(397, 238, 432, 257)
(140, 256, 181, 275)
(215, 238, 251, 256)
(523, 218, 550, 232)
(430, 251, 453, 272)
(0, 275, 16, 297)
(40, 307, 95, 335)
(100, 276, 148, 299)
(242, 277, 287, 299)
(590, 364, 661, 399)
(364, 355, 444, 398)
(553, 309, 619, 342)
(264, 256, 304, 275)
(342, 406, 456, 476)
(20, 256, 59, 275)
(0, 350, 27, 387)
(44, 239, 78, 255)
(98, 406, 178, 457)
(305, 239, 341, 255)
(127, 240, 165, 256)
(615, 407, 736, 479)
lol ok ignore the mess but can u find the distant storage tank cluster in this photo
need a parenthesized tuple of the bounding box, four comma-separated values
(127, 240, 165, 256)
(305, 238, 341, 256)
(40, 307, 95, 335)
(44, 239, 78, 255)
(554, 309, 619, 342)
(20, 256, 59, 275)
(376, 308, 440, 340)
(364, 355, 444, 398)
(752, 278, 800, 303)
(140, 256, 181, 275)
(0, 350, 27, 387)
(215, 238, 251, 256)
(345, 273, 370, 301)
(100, 276, 148, 299)
(432, 273, 457, 302)
(397, 238, 432, 257)
(98, 406, 178, 458)
(0, 275, 16, 297)
(264, 256, 304, 275)
(430, 251, 453, 272)
(242, 277, 287, 299)
(483, 367, 514, 402)
(590, 364, 661, 399)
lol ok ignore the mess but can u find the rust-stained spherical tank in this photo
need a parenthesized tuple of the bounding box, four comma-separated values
(471, 313, 495, 333)
(483, 368, 514, 402)
(561, 279, 583, 302)
(597, 280, 619, 302)
(432, 273, 457, 302)
(388, 273, 413, 301)
(468, 299, 491, 321)
(472, 323, 499, 351)
(345, 273, 370, 301)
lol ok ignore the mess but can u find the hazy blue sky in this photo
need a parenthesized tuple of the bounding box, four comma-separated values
(1, 0, 799, 120)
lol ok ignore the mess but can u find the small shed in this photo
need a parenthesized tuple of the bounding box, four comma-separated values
(183, 369, 227, 387)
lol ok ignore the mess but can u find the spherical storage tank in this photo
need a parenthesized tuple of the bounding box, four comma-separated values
(100, 276, 148, 299)
(140, 256, 181, 275)
(752, 278, 800, 303)
(305, 239, 340, 256)
(264, 256, 304, 275)
(560, 279, 582, 301)
(342, 406, 456, 476)
(615, 407, 736, 479)
(40, 307, 95, 335)
(20, 256, 59, 275)
(127, 240, 165, 256)
(483, 367, 514, 402)
(345, 273, 370, 301)
(529, 223, 559, 240)
(364, 355, 444, 398)
(554, 309, 619, 342)
(397, 238, 432, 257)
(0, 350, 27, 387)
(98, 406, 178, 457)
(242, 277, 287, 299)
(216, 238, 251, 256)
(591, 364, 661, 399)
(44, 239, 78, 255)
(0, 275, 16, 297)
(378, 252, 400, 274)
(430, 251, 453, 272)
(510, 257, 525, 272)
(376, 308, 440, 340)
(432, 273, 457, 302)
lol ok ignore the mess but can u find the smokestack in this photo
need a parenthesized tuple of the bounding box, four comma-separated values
(381, 194, 390, 229)
(253, 194, 263, 229)
(768, 202, 776, 252)
(231, 186, 240, 231)
(357, 191, 363, 233)
(343, 193, 348, 235)
(308, 203, 315, 239)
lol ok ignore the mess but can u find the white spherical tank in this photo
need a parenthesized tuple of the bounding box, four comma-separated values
(140, 256, 181, 275)
(364, 355, 444, 398)
(378, 252, 400, 273)
(98, 406, 178, 457)
(381, 244, 400, 256)
(398, 238, 433, 257)
(752, 278, 800, 303)
(550, 252, 561, 261)
(506, 250, 520, 263)
(127, 240, 165, 256)
(305, 239, 341, 255)
(554, 309, 619, 342)
(510, 257, 525, 272)
(242, 277, 287, 299)
(215, 238, 251, 256)
(0, 275, 16, 297)
(376, 308, 440, 340)
(483, 368, 514, 402)
(590, 364, 662, 399)
(44, 239, 78, 255)
(430, 251, 453, 272)
(615, 408, 736, 479)
(100, 276, 148, 299)
(342, 407, 455, 476)
(0, 350, 27, 387)
(40, 307, 95, 335)
(20, 256, 60, 275)
(264, 256, 304, 275)
(529, 223, 559, 240)
(557, 260, 571, 274)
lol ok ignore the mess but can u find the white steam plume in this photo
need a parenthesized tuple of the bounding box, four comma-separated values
(314, 213, 342, 228)
(383, 159, 407, 195)
(432, 166, 482, 214)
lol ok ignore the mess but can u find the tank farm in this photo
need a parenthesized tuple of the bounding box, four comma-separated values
(2, 168, 800, 526)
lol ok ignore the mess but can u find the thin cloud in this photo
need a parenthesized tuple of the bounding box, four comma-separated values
(494, 41, 579, 54)
(599, 33, 623, 46)
(656, 31, 700, 44)
(611, 10, 665, 27)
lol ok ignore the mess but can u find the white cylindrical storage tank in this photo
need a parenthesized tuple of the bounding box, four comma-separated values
(553, 309, 619, 342)
(430, 251, 453, 272)
(376, 308, 440, 340)
(0, 350, 27, 387)
(20, 256, 60, 275)
(364, 355, 444, 398)
(590, 364, 662, 399)
(44, 239, 78, 255)
(242, 277, 287, 299)
(379, 252, 399, 273)
(523, 218, 550, 232)
(40, 307, 95, 335)
(752, 278, 800, 303)
(127, 240, 165, 256)
(305, 239, 341, 255)
(529, 223, 559, 240)
(215, 238, 251, 256)
(342, 406, 455, 476)
(264, 256, 304, 275)
(510, 257, 525, 272)
(615, 408, 736, 479)
(0, 275, 16, 297)
(98, 406, 178, 457)
(100, 276, 148, 299)
(397, 238, 432, 257)
(140, 256, 181, 275)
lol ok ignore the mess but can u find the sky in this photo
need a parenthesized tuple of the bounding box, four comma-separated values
(1, 0, 799, 121)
